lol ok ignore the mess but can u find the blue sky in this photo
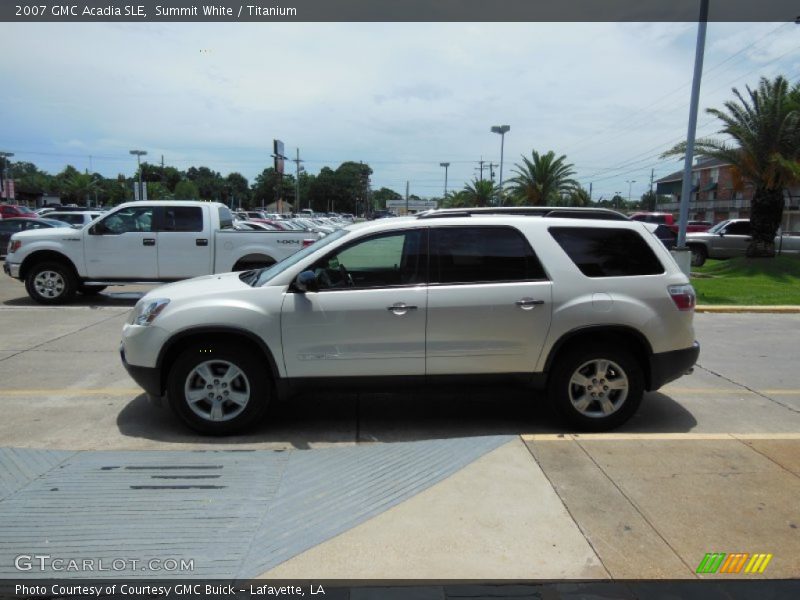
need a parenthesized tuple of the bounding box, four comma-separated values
(1, 21, 799, 201)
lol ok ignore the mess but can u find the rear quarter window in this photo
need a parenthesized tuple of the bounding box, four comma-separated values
(549, 226, 664, 277)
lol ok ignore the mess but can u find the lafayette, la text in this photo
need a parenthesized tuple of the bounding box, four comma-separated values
(17, 584, 324, 596)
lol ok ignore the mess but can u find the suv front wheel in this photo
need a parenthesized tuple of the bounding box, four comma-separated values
(167, 344, 270, 435)
(548, 345, 643, 431)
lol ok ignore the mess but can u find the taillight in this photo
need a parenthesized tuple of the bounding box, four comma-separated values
(9, 240, 21, 254)
(302, 238, 316, 248)
(668, 284, 696, 311)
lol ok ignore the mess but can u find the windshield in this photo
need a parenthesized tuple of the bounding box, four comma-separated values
(17, 206, 35, 214)
(250, 228, 349, 287)
(707, 220, 729, 234)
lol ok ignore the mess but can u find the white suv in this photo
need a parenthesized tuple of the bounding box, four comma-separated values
(121, 208, 699, 434)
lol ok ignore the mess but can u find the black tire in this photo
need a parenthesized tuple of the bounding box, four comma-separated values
(547, 345, 644, 432)
(78, 285, 107, 295)
(689, 245, 707, 267)
(24, 261, 78, 305)
(167, 343, 270, 435)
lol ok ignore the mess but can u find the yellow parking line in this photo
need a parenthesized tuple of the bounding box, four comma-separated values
(0, 388, 141, 397)
(522, 433, 800, 441)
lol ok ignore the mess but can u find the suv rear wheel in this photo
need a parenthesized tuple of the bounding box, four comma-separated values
(167, 344, 269, 435)
(548, 345, 643, 431)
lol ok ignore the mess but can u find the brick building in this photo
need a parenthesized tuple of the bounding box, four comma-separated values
(655, 157, 800, 230)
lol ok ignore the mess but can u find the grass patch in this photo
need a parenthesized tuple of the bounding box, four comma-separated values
(691, 255, 800, 305)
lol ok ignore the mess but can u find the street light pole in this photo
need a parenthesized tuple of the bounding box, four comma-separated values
(439, 162, 450, 198)
(129, 150, 147, 200)
(491, 125, 510, 205)
(0, 151, 14, 201)
(626, 180, 637, 205)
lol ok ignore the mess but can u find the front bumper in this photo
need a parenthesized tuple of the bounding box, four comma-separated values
(4, 261, 20, 279)
(648, 341, 700, 390)
(120, 343, 162, 400)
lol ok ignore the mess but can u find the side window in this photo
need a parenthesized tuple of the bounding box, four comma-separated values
(310, 229, 426, 290)
(160, 206, 203, 232)
(98, 207, 154, 234)
(218, 207, 233, 230)
(550, 227, 664, 277)
(0, 221, 21, 233)
(52, 214, 80, 225)
(431, 226, 546, 284)
(725, 221, 751, 235)
(26, 221, 48, 230)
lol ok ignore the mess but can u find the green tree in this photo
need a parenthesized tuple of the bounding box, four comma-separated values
(186, 166, 224, 201)
(640, 190, 658, 212)
(372, 187, 402, 209)
(508, 150, 579, 206)
(223, 172, 250, 208)
(663, 76, 800, 257)
(567, 186, 591, 207)
(174, 179, 200, 199)
(251, 167, 295, 208)
(461, 179, 499, 207)
(62, 171, 101, 206)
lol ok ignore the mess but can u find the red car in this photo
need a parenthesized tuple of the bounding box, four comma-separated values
(0, 204, 38, 219)
(630, 212, 711, 233)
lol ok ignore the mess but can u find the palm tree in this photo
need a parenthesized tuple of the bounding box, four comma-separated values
(508, 150, 579, 206)
(664, 76, 800, 257)
(567, 186, 592, 207)
(461, 179, 499, 207)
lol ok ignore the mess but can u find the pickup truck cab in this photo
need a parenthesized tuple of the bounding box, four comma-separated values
(4, 201, 319, 304)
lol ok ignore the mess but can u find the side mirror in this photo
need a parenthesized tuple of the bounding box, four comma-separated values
(90, 222, 106, 235)
(295, 270, 319, 293)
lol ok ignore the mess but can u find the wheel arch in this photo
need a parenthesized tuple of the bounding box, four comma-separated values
(232, 253, 276, 271)
(543, 325, 655, 390)
(156, 327, 283, 397)
(20, 250, 80, 282)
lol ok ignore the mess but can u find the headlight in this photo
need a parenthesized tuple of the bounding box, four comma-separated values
(133, 298, 170, 326)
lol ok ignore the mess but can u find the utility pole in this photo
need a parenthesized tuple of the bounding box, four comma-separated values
(0, 151, 14, 202)
(405, 180, 409, 215)
(440, 162, 450, 198)
(292, 148, 304, 212)
(129, 150, 147, 201)
(649, 168, 655, 210)
(589, 182, 593, 202)
(475, 157, 485, 181)
(676, 0, 709, 266)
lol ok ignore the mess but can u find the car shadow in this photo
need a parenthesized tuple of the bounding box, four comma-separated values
(116, 387, 698, 449)
(3, 290, 147, 307)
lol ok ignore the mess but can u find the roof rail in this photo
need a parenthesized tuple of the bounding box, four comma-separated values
(416, 207, 629, 221)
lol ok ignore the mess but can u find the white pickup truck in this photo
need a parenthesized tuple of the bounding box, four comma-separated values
(3, 201, 320, 304)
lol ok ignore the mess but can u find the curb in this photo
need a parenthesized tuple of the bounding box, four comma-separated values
(696, 305, 800, 313)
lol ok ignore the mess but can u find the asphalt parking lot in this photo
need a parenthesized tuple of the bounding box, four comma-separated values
(0, 275, 799, 580)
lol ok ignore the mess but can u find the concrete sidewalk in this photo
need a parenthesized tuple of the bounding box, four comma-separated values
(260, 434, 800, 580)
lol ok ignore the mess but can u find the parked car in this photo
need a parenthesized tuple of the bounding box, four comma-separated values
(121, 210, 699, 435)
(630, 212, 711, 233)
(643, 223, 677, 250)
(45, 211, 103, 228)
(0, 205, 37, 219)
(234, 221, 279, 231)
(0, 218, 72, 257)
(685, 218, 800, 266)
(4, 201, 321, 304)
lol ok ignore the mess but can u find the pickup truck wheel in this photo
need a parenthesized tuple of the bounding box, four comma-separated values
(78, 285, 107, 295)
(690, 246, 707, 267)
(25, 262, 77, 305)
(167, 344, 269, 435)
(548, 345, 643, 431)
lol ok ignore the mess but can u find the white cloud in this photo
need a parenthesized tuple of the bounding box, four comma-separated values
(1, 21, 798, 198)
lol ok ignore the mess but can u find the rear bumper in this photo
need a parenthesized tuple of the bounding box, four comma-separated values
(648, 341, 700, 390)
(120, 344, 162, 400)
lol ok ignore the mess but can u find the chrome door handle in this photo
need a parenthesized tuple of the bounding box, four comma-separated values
(515, 298, 544, 310)
(387, 303, 418, 315)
